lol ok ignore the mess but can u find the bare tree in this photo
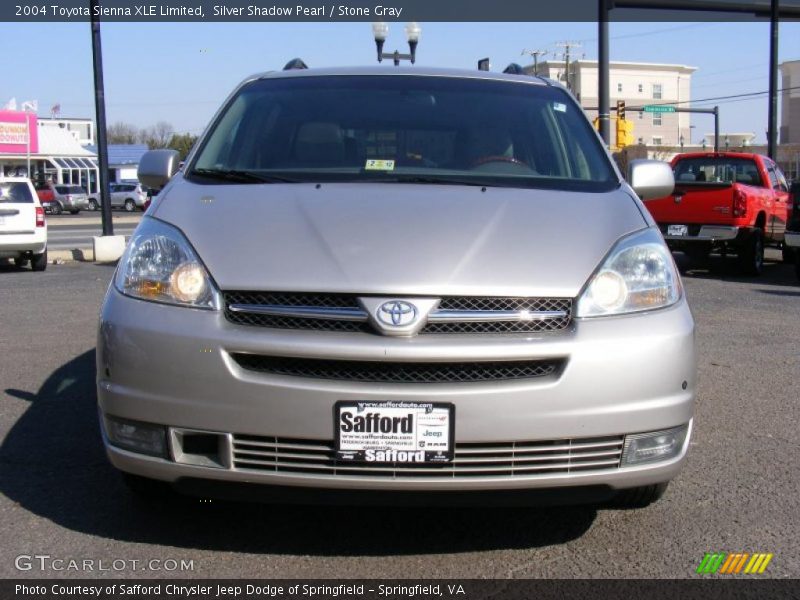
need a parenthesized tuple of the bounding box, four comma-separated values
(138, 121, 174, 149)
(106, 121, 139, 144)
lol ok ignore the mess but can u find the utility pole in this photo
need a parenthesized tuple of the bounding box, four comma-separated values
(598, 0, 610, 145)
(521, 49, 548, 75)
(555, 41, 581, 92)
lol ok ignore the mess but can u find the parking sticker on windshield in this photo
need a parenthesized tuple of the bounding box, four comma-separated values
(365, 159, 396, 171)
(553, 102, 567, 113)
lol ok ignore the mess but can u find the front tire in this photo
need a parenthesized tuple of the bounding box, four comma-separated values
(612, 483, 669, 508)
(124, 199, 136, 212)
(737, 229, 764, 276)
(88, 199, 99, 211)
(31, 250, 47, 271)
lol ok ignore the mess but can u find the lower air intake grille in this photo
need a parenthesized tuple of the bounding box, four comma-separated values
(231, 354, 563, 384)
(231, 435, 625, 478)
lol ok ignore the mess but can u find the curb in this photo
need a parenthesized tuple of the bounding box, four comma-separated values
(49, 248, 95, 263)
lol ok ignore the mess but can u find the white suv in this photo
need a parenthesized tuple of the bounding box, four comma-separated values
(0, 177, 48, 271)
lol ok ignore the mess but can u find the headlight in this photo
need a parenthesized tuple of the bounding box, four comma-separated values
(115, 217, 220, 309)
(576, 228, 681, 317)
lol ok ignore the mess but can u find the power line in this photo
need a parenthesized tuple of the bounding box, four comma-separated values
(542, 22, 714, 49)
(628, 84, 800, 109)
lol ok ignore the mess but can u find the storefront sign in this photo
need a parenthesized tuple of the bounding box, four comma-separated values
(0, 110, 39, 154)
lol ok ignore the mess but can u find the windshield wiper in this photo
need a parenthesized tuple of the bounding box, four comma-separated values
(373, 175, 498, 187)
(189, 168, 298, 184)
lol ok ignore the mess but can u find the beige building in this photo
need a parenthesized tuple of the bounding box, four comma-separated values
(780, 59, 800, 144)
(37, 117, 95, 147)
(525, 60, 696, 147)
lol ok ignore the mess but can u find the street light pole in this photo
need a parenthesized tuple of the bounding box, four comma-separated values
(90, 0, 113, 236)
(372, 22, 421, 66)
(767, 0, 779, 159)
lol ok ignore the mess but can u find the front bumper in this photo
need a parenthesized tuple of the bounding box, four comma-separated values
(97, 287, 696, 492)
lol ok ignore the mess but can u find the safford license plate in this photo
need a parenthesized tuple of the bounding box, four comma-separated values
(335, 401, 454, 463)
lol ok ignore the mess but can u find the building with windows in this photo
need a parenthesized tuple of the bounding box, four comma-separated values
(780, 59, 800, 144)
(0, 109, 99, 193)
(37, 117, 95, 146)
(524, 60, 697, 148)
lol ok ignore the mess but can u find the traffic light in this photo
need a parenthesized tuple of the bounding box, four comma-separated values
(616, 118, 635, 149)
(616, 100, 626, 121)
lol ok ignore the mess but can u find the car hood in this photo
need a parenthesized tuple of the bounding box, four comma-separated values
(153, 179, 646, 297)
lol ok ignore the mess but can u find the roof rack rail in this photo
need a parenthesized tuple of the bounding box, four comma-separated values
(283, 58, 308, 70)
(502, 63, 525, 75)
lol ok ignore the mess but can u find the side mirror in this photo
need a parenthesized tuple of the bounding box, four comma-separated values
(138, 149, 180, 190)
(628, 159, 675, 201)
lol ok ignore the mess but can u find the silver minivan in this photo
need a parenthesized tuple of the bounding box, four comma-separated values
(48, 184, 89, 215)
(98, 67, 695, 507)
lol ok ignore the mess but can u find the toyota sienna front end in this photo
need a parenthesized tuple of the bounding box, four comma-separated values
(97, 67, 695, 507)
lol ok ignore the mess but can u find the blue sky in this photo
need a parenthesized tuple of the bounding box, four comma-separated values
(3, 21, 799, 142)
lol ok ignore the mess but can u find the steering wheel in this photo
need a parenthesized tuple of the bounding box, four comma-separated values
(471, 155, 527, 168)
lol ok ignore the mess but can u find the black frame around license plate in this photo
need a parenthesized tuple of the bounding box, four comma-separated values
(334, 400, 455, 464)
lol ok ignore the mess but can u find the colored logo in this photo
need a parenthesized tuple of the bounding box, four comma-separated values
(696, 552, 773, 575)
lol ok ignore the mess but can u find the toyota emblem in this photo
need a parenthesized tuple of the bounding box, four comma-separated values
(377, 300, 418, 327)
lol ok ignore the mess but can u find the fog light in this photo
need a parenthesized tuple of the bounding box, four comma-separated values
(103, 415, 167, 458)
(621, 424, 689, 466)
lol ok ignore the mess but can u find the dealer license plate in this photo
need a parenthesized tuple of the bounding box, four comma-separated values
(335, 401, 454, 464)
(667, 224, 689, 236)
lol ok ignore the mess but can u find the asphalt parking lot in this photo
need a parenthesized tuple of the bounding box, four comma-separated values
(0, 251, 798, 579)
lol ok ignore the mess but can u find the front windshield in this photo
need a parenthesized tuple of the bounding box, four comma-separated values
(190, 75, 618, 192)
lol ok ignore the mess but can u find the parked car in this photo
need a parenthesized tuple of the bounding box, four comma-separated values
(0, 177, 47, 270)
(643, 152, 791, 275)
(37, 183, 89, 215)
(89, 182, 149, 212)
(98, 66, 695, 508)
(784, 180, 800, 280)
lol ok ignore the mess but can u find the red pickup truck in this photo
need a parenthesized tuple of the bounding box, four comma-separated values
(643, 152, 791, 275)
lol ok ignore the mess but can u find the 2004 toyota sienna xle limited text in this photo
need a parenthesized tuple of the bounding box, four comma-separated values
(97, 66, 695, 508)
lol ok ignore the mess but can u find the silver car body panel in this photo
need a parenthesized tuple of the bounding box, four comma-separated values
(152, 179, 646, 298)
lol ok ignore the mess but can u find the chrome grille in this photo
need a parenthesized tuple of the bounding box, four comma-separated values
(231, 435, 625, 478)
(231, 354, 563, 384)
(224, 292, 369, 332)
(223, 291, 572, 334)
